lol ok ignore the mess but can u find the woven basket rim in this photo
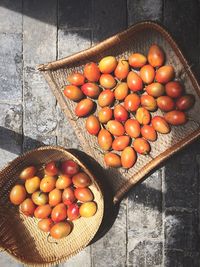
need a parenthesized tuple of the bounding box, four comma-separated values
(0, 145, 104, 266)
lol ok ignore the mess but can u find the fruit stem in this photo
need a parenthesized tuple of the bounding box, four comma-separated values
(47, 234, 58, 245)
(70, 116, 79, 121)
(146, 153, 154, 160)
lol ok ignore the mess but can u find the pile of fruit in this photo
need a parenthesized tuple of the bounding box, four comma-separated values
(9, 160, 97, 239)
(64, 44, 195, 169)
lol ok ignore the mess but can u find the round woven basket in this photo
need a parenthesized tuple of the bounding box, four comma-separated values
(0, 146, 104, 266)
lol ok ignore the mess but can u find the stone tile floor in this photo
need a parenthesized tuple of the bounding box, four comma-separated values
(0, 0, 199, 266)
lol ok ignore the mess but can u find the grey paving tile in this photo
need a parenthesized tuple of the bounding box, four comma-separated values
(0, 33, 22, 103)
(59, 247, 91, 267)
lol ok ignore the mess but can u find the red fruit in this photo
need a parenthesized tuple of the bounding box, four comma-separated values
(97, 129, 113, 151)
(145, 82, 165, 98)
(75, 98, 94, 117)
(136, 107, 151, 125)
(51, 203, 67, 222)
(67, 73, 85, 86)
(107, 120, 125, 136)
(72, 172, 92, 188)
(114, 104, 129, 122)
(165, 81, 183, 98)
(34, 204, 52, 219)
(124, 119, 141, 138)
(20, 198, 36, 217)
(148, 44, 165, 67)
(98, 89, 115, 107)
(121, 147, 137, 168)
(99, 56, 117, 74)
(49, 188, 62, 207)
(114, 82, 129, 100)
(38, 218, 54, 232)
(133, 138, 151, 155)
(176, 94, 195, 111)
(155, 65, 175, 84)
(140, 65, 155, 84)
(112, 136, 131, 151)
(127, 71, 143, 92)
(67, 203, 80, 220)
(63, 85, 84, 102)
(56, 174, 72, 190)
(124, 94, 141, 112)
(10, 185, 26, 205)
(104, 152, 121, 168)
(128, 53, 147, 68)
(99, 74, 116, 89)
(45, 161, 58, 176)
(50, 222, 71, 239)
(62, 187, 76, 206)
(141, 125, 157, 141)
(84, 62, 100, 82)
(151, 116, 171, 134)
(61, 160, 80, 176)
(157, 96, 175, 112)
(114, 59, 129, 80)
(74, 188, 94, 202)
(81, 83, 101, 99)
(19, 166, 36, 180)
(98, 107, 113, 124)
(141, 95, 157, 111)
(164, 111, 187, 125)
(86, 115, 100, 135)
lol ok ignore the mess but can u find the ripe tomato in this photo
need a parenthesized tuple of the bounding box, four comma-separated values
(56, 174, 72, 190)
(124, 119, 141, 138)
(133, 138, 151, 155)
(32, 191, 48, 206)
(72, 172, 92, 188)
(49, 188, 62, 207)
(62, 187, 76, 206)
(112, 136, 130, 151)
(67, 73, 85, 86)
(165, 81, 183, 98)
(34, 204, 52, 219)
(63, 85, 84, 102)
(97, 129, 113, 151)
(136, 107, 151, 125)
(128, 53, 147, 68)
(50, 222, 72, 239)
(79, 202, 97, 217)
(157, 96, 175, 112)
(114, 104, 129, 122)
(84, 62, 100, 82)
(121, 147, 137, 168)
(40, 176, 56, 193)
(99, 56, 117, 74)
(10, 185, 26, 205)
(140, 65, 155, 84)
(164, 111, 187, 125)
(98, 89, 115, 107)
(124, 94, 140, 112)
(61, 160, 80, 176)
(98, 107, 113, 124)
(107, 120, 125, 136)
(141, 95, 157, 111)
(67, 203, 80, 220)
(75, 98, 94, 117)
(99, 74, 116, 89)
(81, 83, 101, 99)
(127, 71, 143, 92)
(145, 82, 165, 98)
(25, 176, 40, 194)
(147, 44, 165, 67)
(45, 161, 58, 176)
(155, 65, 175, 84)
(74, 187, 94, 202)
(86, 115, 101, 135)
(19, 166, 36, 180)
(114, 82, 129, 100)
(38, 218, 54, 232)
(51, 203, 67, 222)
(151, 116, 171, 134)
(104, 152, 121, 168)
(141, 125, 157, 141)
(114, 59, 129, 80)
(176, 94, 195, 111)
(20, 198, 36, 217)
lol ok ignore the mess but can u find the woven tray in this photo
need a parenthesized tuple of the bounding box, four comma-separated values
(38, 21, 200, 204)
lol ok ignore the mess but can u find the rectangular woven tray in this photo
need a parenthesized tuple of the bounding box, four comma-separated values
(38, 21, 200, 203)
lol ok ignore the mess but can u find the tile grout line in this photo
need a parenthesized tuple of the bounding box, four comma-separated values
(21, 0, 25, 154)
(55, 0, 59, 147)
